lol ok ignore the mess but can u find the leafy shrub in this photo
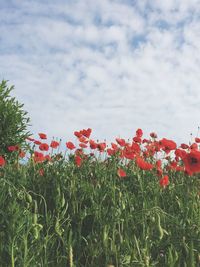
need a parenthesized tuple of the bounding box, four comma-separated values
(0, 80, 30, 155)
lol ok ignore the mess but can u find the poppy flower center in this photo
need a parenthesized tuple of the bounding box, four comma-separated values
(190, 157, 198, 164)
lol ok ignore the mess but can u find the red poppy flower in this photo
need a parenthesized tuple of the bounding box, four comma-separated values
(74, 131, 82, 138)
(78, 136, 88, 144)
(136, 157, 153, 170)
(79, 143, 88, 148)
(117, 168, 127, 178)
(19, 151, 26, 158)
(33, 151, 45, 163)
(159, 175, 169, 188)
(195, 137, 200, 143)
(159, 138, 177, 153)
(8, 145, 19, 152)
(136, 128, 143, 137)
(89, 140, 98, 149)
(81, 128, 92, 138)
(111, 143, 118, 150)
(167, 161, 178, 170)
(190, 143, 198, 150)
(97, 142, 106, 152)
(75, 155, 82, 167)
(38, 133, 47, 139)
(131, 142, 140, 153)
(124, 150, 135, 160)
(0, 156, 6, 167)
(183, 150, 200, 174)
(150, 132, 157, 138)
(175, 166, 184, 172)
(45, 155, 51, 161)
(156, 160, 162, 169)
(144, 144, 156, 157)
(142, 138, 150, 144)
(50, 140, 59, 149)
(175, 148, 187, 159)
(180, 143, 189, 149)
(39, 143, 49, 151)
(107, 148, 115, 156)
(75, 149, 83, 156)
(133, 136, 142, 143)
(66, 141, 76, 150)
(34, 140, 42, 145)
(123, 145, 135, 160)
(116, 138, 126, 147)
(26, 137, 35, 142)
(185, 169, 193, 176)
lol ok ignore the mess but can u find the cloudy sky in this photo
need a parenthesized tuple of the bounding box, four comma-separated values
(0, 0, 200, 145)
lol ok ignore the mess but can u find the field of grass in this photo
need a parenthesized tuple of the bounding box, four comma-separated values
(1, 128, 200, 266)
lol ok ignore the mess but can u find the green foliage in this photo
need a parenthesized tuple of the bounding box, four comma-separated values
(0, 80, 30, 155)
(1, 155, 200, 266)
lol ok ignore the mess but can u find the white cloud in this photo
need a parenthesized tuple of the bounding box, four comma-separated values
(0, 0, 200, 146)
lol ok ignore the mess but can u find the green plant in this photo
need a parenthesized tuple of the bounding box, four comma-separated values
(0, 80, 30, 155)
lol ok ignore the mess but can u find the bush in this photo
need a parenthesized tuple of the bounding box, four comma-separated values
(0, 80, 30, 155)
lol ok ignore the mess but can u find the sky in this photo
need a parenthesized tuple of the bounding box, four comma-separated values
(0, 0, 200, 145)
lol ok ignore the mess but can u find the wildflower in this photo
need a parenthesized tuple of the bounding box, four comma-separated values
(159, 175, 169, 188)
(8, 145, 19, 152)
(136, 128, 143, 137)
(74, 131, 82, 138)
(117, 168, 127, 178)
(159, 138, 177, 154)
(195, 137, 200, 143)
(45, 154, 51, 161)
(97, 142, 106, 152)
(38, 133, 47, 139)
(66, 141, 76, 150)
(81, 128, 92, 138)
(156, 160, 162, 169)
(33, 151, 45, 163)
(111, 143, 118, 150)
(75, 149, 83, 156)
(183, 150, 200, 174)
(89, 140, 98, 149)
(34, 140, 41, 145)
(175, 148, 187, 159)
(116, 138, 126, 147)
(124, 151, 135, 160)
(131, 142, 140, 153)
(0, 156, 6, 167)
(133, 136, 142, 143)
(136, 157, 153, 170)
(150, 132, 157, 138)
(19, 150, 26, 158)
(107, 148, 115, 156)
(39, 143, 49, 151)
(26, 137, 35, 142)
(78, 136, 88, 143)
(50, 140, 59, 149)
(142, 138, 150, 143)
(75, 155, 82, 167)
(167, 161, 178, 171)
(180, 143, 189, 149)
(190, 143, 198, 150)
(79, 143, 88, 148)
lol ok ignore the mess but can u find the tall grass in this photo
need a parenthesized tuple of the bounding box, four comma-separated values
(1, 150, 200, 267)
